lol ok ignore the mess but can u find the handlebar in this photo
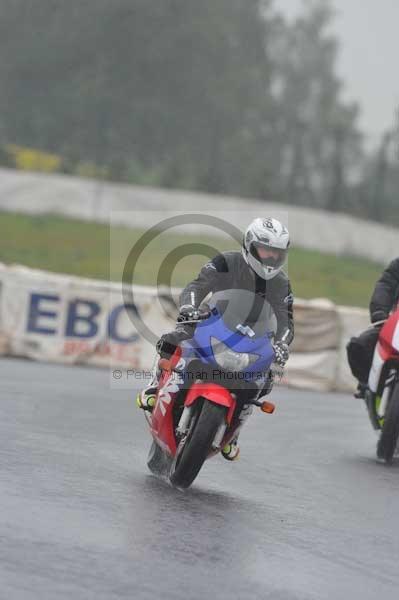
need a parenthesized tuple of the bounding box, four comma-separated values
(177, 311, 211, 324)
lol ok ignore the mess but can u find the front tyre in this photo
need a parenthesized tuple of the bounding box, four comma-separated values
(170, 400, 226, 489)
(377, 382, 399, 464)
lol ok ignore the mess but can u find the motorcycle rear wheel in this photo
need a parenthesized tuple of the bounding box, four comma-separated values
(170, 400, 226, 489)
(376, 382, 399, 464)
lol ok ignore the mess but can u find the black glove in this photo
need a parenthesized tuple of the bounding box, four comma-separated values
(156, 324, 193, 358)
(273, 340, 289, 367)
(371, 310, 388, 325)
(157, 306, 210, 358)
(177, 304, 210, 322)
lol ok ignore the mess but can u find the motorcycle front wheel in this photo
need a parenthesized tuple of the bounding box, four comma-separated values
(376, 381, 399, 464)
(169, 399, 226, 489)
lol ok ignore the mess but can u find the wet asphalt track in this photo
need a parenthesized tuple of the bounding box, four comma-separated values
(2, 357, 399, 600)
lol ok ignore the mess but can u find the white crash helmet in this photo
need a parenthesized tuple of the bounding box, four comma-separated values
(242, 217, 290, 280)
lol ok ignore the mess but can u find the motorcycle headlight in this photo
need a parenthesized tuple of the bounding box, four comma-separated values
(211, 337, 259, 371)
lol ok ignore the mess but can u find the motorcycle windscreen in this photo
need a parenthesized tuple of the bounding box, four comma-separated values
(203, 288, 277, 339)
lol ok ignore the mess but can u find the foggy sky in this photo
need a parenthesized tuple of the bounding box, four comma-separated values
(277, 0, 399, 141)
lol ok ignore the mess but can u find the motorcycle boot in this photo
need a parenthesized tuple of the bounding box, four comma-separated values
(222, 438, 240, 461)
(136, 368, 161, 412)
(136, 387, 157, 412)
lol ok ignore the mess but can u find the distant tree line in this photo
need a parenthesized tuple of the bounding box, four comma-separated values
(0, 0, 397, 224)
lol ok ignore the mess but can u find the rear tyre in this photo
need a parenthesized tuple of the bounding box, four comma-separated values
(377, 382, 399, 464)
(170, 400, 226, 489)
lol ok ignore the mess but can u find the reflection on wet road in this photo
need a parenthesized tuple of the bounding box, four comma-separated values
(1, 358, 399, 599)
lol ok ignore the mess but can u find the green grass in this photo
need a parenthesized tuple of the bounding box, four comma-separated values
(0, 211, 382, 307)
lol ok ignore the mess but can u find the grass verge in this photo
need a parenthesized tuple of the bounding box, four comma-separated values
(0, 212, 381, 307)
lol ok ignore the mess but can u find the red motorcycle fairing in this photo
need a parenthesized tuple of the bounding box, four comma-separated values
(150, 369, 179, 456)
(149, 348, 183, 456)
(184, 382, 236, 425)
(149, 349, 237, 457)
(369, 310, 399, 393)
(379, 311, 399, 360)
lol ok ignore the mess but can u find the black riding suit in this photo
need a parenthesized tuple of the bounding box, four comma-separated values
(159, 250, 294, 365)
(369, 258, 399, 322)
(154, 251, 294, 413)
(347, 257, 399, 386)
(179, 251, 294, 345)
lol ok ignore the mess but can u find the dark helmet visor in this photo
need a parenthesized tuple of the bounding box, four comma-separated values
(250, 241, 287, 268)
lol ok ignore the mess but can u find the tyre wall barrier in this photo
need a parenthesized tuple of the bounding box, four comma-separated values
(0, 263, 369, 392)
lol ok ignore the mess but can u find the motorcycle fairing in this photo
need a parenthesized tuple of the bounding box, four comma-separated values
(180, 308, 275, 381)
(185, 382, 236, 425)
(369, 310, 399, 394)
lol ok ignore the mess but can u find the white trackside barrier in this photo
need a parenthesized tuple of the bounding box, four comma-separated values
(0, 167, 397, 264)
(0, 263, 369, 392)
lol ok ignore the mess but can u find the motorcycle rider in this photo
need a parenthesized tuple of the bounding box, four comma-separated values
(137, 217, 294, 460)
(348, 257, 399, 398)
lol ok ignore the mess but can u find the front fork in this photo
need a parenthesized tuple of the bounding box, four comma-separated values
(175, 393, 276, 453)
(176, 405, 194, 436)
(366, 374, 397, 431)
(176, 403, 228, 451)
(365, 389, 382, 431)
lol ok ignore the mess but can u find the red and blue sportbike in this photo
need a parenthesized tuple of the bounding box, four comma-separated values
(142, 290, 279, 489)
